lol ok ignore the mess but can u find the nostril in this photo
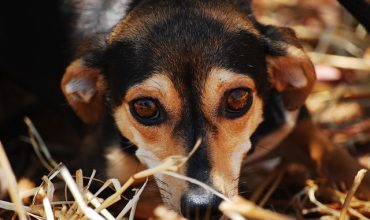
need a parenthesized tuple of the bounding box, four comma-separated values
(181, 192, 223, 220)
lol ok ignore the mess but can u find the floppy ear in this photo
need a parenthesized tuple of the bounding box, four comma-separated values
(264, 26, 316, 110)
(61, 59, 107, 124)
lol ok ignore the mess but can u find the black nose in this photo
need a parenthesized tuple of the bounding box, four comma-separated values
(181, 190, 223, 220)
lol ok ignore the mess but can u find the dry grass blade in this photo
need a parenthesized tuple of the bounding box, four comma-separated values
(306, 181, 340, 217)
(24, 117, 58, 171)
(250, 162, 286, 207)
(31, 164, 63, 207)
(301, 178, 370, 219)
(96, 139, 202, 212)
(92, 178, 124, 201)
(95, 156, 181, 212)
(163, 171, 230, 202)
(308, 52, 370, 71)
(86, 170, 96, 191)
(339, 169, 368, 220)
(85, 192, 115, 220)
(258, 163, 286, 207)
(128, 185, 146, 220)
(0, 200, 29, 212)
(42, 176, 55, 203)
(250, 162, 283, 203)
(76, 170, 84, 193)
(0, 141, 27, 220)
(42, 197, 54, 220)
(219, 196, 293, 220)
(115, 179, 148, 220)
(59, 166, 105, 220)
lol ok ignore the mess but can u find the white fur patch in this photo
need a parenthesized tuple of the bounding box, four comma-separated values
(231, 141, 251, 177)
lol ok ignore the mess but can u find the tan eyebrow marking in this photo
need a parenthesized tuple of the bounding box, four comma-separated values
(201, 67, 256, 118)
(124, 74, 180, 113)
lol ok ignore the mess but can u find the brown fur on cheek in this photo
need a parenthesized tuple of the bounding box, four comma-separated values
(201, 68, 264, 197)
(209, 96, 263, 197)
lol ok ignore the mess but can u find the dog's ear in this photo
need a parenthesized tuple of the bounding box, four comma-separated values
(263, 26, 316, 110)
(61, 59, 107, 124)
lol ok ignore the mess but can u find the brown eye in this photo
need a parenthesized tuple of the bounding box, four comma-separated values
(225, 88, 252, 118)
(130, 98, 163, 125)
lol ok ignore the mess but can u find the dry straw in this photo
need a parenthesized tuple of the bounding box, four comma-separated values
(0, 117, 298, 220)
(2, 117, 368, 220)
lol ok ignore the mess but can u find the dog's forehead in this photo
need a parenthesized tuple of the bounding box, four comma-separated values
(104, 0, 269, 104)
(108, 0, 259, 43)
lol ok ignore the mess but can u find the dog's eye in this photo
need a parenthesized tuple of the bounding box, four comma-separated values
(224, 88, 252, 118)
(130, 98, 163, 125)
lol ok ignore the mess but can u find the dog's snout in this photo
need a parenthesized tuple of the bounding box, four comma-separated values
(180, 190, 223, 220)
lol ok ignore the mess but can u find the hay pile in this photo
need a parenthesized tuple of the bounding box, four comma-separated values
(0, 117, 369, 219)
(0, 119, 297, 220)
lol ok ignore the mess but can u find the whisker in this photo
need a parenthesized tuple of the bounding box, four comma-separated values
(238, 190, 251, 195)
(120, 143, 135, 151)
(157, 187, 171, 195)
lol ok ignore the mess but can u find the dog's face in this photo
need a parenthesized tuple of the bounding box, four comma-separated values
(61, 0, 315, 218)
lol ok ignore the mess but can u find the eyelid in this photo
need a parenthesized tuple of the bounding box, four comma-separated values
(217, 76, 256, 92)
(125, 89, 164, 103)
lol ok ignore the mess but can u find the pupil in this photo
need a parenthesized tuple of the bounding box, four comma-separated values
(227, 89, 248, 111)
(134, 99, 157, 118)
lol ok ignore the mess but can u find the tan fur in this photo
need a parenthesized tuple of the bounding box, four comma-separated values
(267, 45, 316, 110)
(201, 68, 256, 118)
(202, 68, 264, 197)
(113, 74, 187, 211)
(61, 59, 107, 124)
(113, 74, 184, 159)
(113, 69, 263, 205)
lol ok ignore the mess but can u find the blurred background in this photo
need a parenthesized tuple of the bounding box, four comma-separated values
(245, 0, 370, 218)
(252, 0, 370, 167)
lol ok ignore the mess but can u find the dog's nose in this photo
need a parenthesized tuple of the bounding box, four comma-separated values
(180, 190, 223, 220)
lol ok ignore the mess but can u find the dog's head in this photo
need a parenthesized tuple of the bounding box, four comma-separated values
(61, 0, 315, 218)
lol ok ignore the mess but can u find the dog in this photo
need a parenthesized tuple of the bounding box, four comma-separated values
(60, 0, 370, 218)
